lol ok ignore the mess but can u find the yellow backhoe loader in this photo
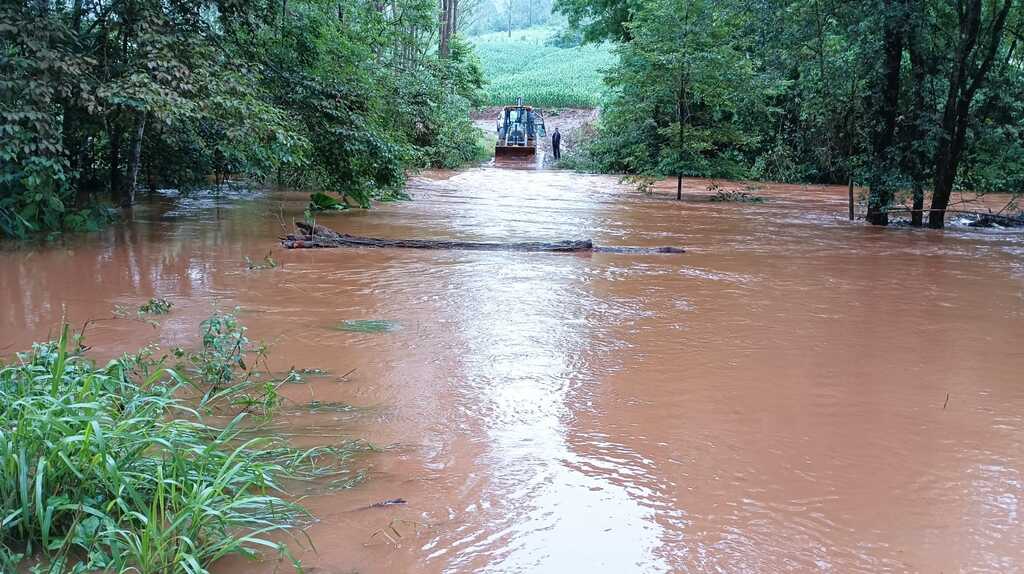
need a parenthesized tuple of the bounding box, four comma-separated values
(495, 97, 546, 157)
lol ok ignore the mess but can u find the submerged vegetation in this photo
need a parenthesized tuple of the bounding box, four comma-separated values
(709, 190, 765, 204)
(137, 298, 173, 315)
(705, 183, 765, 204)
(336, 320, 402, 333)
(0, 312, 367, 572)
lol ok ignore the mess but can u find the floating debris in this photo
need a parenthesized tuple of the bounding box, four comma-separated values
(281, 222, 684, 253)
(336, 319, 401, 333)
(306, 400, 358, 413)
(709, 190, 765, 203)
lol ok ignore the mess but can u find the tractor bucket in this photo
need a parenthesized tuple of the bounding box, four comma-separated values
(495, 145, 536, 158)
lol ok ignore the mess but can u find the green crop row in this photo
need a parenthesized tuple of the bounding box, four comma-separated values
(471, 28, 615, 108)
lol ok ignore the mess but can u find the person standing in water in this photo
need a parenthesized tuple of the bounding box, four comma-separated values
(551, 127, 561, 161)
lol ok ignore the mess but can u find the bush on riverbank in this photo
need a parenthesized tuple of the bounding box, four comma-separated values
(0, 315, 364, 573)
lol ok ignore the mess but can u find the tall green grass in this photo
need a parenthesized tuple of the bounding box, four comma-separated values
(0, 315, 366, 573)
(471, 27, 614, 108)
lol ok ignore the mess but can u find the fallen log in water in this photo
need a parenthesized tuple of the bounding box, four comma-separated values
(282, 222, 685, 254)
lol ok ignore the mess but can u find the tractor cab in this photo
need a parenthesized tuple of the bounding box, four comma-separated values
(496, 97, 545, 157)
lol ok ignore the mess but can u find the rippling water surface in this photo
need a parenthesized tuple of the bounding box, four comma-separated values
(2, 167, 1023, 573)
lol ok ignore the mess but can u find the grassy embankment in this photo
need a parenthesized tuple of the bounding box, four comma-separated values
(0, 310, 367, 573)
(471, 27, 614, 108)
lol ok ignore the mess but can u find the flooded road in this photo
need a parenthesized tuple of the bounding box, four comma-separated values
(2, 168, 1024, 573)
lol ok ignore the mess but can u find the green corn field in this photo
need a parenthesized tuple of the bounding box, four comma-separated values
(472, 28, 614, 108)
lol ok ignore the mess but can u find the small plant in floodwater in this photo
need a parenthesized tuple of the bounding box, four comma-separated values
(138, 297, 172, 314)
(335, 319, 401, 333)
(245, 251, 277, 270)
(114, 297, 173, 320)
(228, 379, 285, 415)
(187, 310, 259, 386)
(0, 320, 368, 574)
(175, 310, 299, 418)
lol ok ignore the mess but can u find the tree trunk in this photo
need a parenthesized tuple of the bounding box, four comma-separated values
(911, 183, 924, 227)
(865, 0, 905, 227)
(146, 156, 157, 194)
(844, 71, 858, 221)
(929, 96, 971, 228)
(285, 222, 686, 253)
(676, 75, 688, 202)
(122, 110, 146, 208)
(439, 0, 450, 57)
(450, 0, 457, 39)
(907, 8, 928, 228)
(62, 101, 82, 205)
(71, 0, 83, 31)
(928, 0, 1012, 228)
(108, 117, 123, 205)
(677, 96, 684, 201)
(64, 0, 85, 207)
(848, 175, 855, 220)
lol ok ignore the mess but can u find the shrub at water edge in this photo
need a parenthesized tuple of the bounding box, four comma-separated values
(0, 316, 366, 573)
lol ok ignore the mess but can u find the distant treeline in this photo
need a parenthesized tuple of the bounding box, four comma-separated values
(1, 0, 486, 238)
(558, 0, 1024, 228)
(462, 0, 561, 37)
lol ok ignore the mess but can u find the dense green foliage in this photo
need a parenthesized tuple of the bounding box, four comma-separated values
(553, 0, 634, 42)
(0, 313, 367, 572)
(472, 27, 612, 107)
(583, 0, 765, 188)
(558, 0, 1024, 226)
(1, 0, 486, 238)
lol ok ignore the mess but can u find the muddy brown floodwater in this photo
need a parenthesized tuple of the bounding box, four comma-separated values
(2, 167, 1024, 573)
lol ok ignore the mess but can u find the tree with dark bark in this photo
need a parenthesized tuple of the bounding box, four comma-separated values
(865, 0, 907, 226)
(439, 0, 459, 57)
(928, 0, 1014, 228)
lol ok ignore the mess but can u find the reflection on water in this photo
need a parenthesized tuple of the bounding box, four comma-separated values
(1, 170, 1024, 573)
(436, 253, 675, 572)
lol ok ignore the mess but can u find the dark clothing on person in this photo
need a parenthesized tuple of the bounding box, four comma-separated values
(552, 131, 561, 160)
